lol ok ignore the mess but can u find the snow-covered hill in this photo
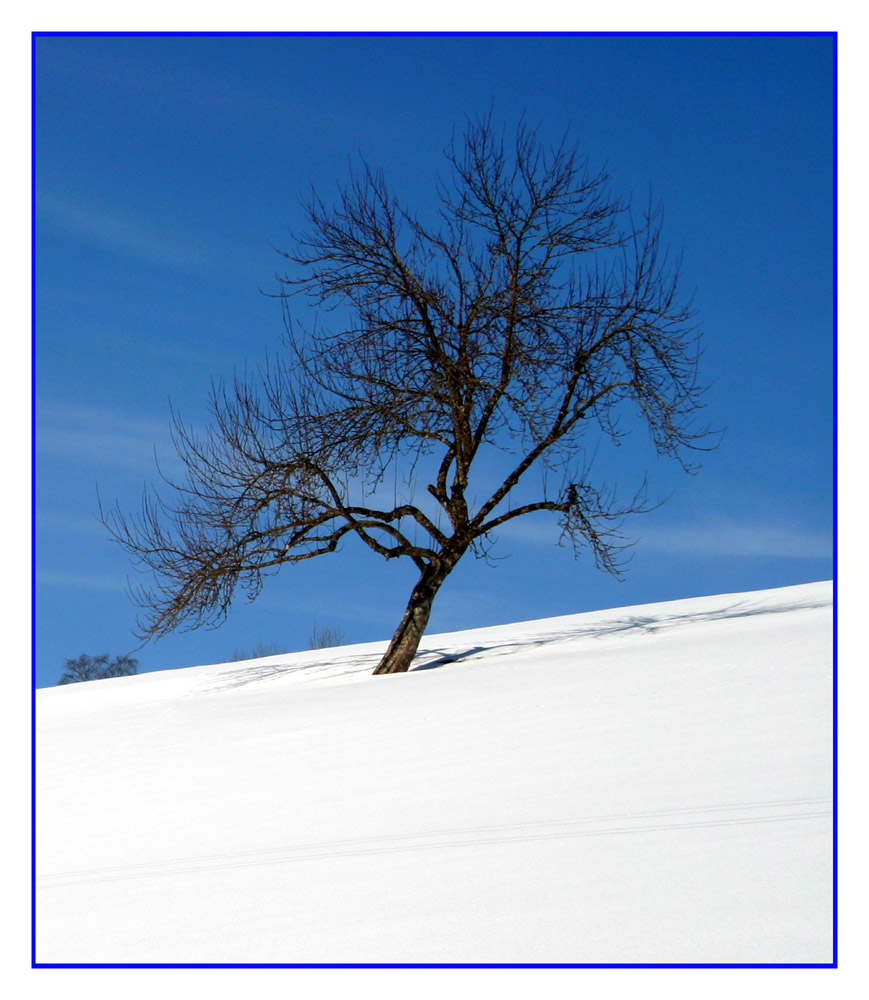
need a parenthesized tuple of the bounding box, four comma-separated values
(35, 581, 834, 965)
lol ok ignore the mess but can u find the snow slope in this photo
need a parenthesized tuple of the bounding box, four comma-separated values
(35, 581, 834, 965)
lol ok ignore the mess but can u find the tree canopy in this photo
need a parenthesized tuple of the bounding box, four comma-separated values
(103, 115, 710, 675)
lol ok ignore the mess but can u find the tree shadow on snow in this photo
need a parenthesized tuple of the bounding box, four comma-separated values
(410, 593, 832, 670)
(203, 594, 830, 689)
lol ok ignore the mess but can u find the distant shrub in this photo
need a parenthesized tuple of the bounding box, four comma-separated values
(227, 641, 287, 661)
(58, 654, 139, 685)
(309, 622, 345, 649)
(226, 625, 344, 661)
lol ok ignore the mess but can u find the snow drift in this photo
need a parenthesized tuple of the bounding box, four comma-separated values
(35, 581, 834, 965)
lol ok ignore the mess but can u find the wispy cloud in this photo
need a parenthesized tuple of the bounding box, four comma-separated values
(35, 509, 108, 538)
(35, 189, 254, 281)
(495, 509, 831, 561)
(42, 43, 312, 139)
(35, 399, 177, 474)
(636, 518, 832, 561)
(35, 569, 128, 593)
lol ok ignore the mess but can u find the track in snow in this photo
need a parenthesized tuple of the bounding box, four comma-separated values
(38, 796, 831, 888)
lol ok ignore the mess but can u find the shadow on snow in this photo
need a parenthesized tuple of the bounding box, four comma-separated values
(203, 594, 831, 692)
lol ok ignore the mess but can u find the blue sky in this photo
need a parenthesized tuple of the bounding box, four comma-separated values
(33, 33, 835, 687)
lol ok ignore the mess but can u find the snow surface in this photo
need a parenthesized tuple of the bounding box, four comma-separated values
(35, 581, 834, 965)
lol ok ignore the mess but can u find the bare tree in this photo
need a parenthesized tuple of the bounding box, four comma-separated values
(309, 622, 346, 650)
(103, 115, 710, 676)
(59, 654, 139, 685)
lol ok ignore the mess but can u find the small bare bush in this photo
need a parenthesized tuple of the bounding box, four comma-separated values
(227, 640, 287, 661)
(309, 623, 346, 649)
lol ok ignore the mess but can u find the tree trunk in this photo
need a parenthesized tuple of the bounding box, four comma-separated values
(372, 566, 446, 675)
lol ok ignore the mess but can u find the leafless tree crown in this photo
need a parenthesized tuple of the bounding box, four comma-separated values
(103, 116, 710, 673)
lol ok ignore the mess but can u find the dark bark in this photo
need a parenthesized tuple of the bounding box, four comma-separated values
(373, 565, 447, 675)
